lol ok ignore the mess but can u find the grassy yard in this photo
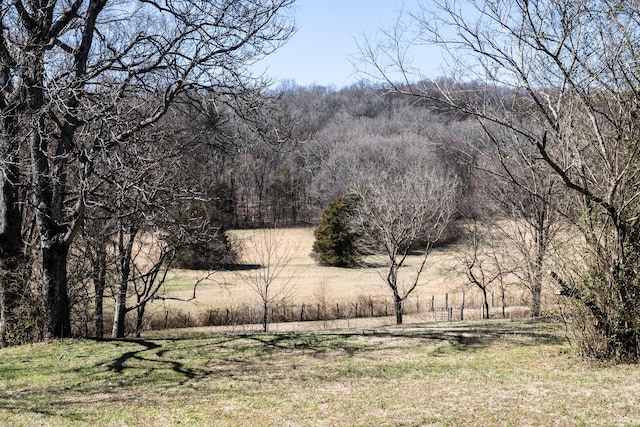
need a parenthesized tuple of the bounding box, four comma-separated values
(2, 318, 640, 426)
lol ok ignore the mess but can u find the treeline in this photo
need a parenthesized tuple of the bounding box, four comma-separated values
(199, 80, 477, 230)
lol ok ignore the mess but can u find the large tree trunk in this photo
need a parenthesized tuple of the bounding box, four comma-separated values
(0, 167, 23, 347)
(32, 133, 74, 340)
(0, 281, 6, 348)
(27, 47, 74, 340)
(41, 242, 71, 339)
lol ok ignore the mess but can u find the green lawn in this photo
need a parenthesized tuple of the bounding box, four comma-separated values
(1, 319, 639, 426)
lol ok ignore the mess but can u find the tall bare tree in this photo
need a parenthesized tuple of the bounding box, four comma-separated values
(359, 0, 640, 360)
(0, 0, 294, 342)
(464, 127, 566, 317)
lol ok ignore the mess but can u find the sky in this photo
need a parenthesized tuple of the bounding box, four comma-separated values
(255, 0, 444, 89)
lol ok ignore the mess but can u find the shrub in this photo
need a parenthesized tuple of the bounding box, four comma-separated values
(173, 205, 237, 270)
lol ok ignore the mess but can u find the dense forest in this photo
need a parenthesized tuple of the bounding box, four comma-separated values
(184, 81, 473, 229)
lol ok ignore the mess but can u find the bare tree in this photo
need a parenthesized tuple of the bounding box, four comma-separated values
(236, 228, 297, 332)
(460, 220, 515, 319)
(348, 136, 458, 324)
(358, 0, 640, 360)
(489, 169, 564, 317)
(0, 0, 295, 341)
(465, 129, 567, 317)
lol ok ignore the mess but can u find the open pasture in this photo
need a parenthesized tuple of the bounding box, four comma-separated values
(146, 228, 536, 331)
(2, 319, 639, 426)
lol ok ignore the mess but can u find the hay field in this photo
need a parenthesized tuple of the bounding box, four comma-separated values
(146, 227, 533, 327)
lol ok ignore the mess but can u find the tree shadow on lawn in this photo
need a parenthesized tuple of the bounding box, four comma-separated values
(97, 335, 245, 383)
(0, 320, 568, 424)
(237, 319, 567, 357)
(86, 320, 566, 388)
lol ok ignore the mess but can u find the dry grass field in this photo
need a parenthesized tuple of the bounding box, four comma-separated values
(143, 227, 536, 331)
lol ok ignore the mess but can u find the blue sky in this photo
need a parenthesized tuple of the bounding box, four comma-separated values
(256, 0, 443, 88)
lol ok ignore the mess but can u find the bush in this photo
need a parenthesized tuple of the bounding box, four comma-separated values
(173, 204, 238, 270)
(312, 195, 359, 267)
(174, 230, 236, 270)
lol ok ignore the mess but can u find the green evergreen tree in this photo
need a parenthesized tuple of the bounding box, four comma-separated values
(312, 195, 359, 267)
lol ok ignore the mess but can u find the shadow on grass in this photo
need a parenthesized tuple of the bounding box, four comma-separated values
(97, 320, 566, 380)
(0, 319, 568, 425)
(222, 263, 261, 271)
(107, 339, 162, 373)
(228, 319, 567, 358)
(98, 336, 244, 383)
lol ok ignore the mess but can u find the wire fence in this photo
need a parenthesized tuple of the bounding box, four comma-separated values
(76, 290, 538, 336)
(142, 291, 531, 331)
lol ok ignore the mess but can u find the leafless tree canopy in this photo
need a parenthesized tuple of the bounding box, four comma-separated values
(347, 136, 459, 325)
(0, 0, 295, 342)
(357, 0, 640, 360)
(236, 228, 297, 332)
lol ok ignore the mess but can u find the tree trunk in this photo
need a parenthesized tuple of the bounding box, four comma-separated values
(27, 33, 72, 340)
(92, 243, 107, 339)
(481, 287, 490, 320)
(41, 242, 71, 339)
(112, 283, 127, 338)
(112, 225, 137, 338)
(0, 167, 23, 347)
(135, 305, 145, 338)
(530, 224, 546, 317)
(262, 300, 269, 332)
(394, 295, 403, 325)
(530, 272, 542, 317)
(0, 282, 5, 348)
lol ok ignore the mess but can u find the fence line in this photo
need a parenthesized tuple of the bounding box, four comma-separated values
(83, 290, 531, 336)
